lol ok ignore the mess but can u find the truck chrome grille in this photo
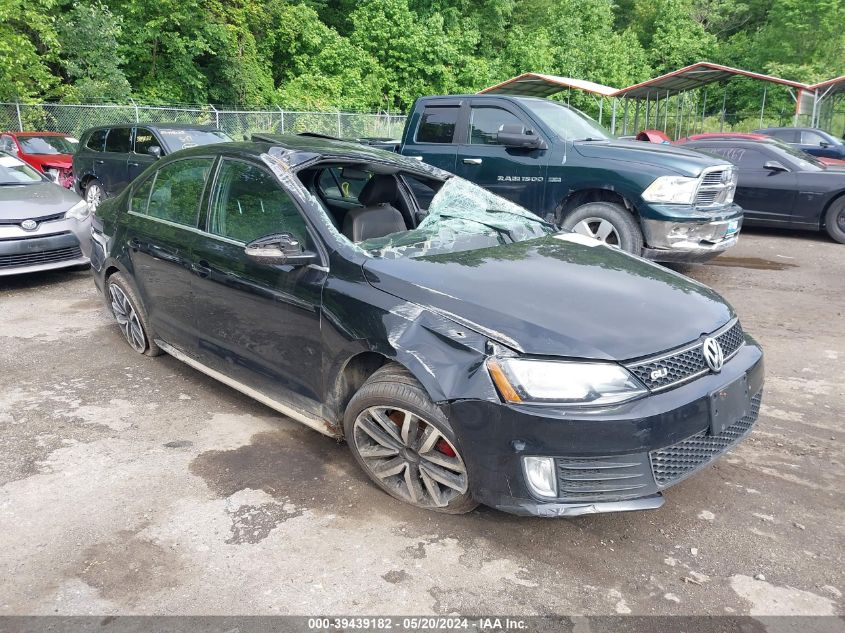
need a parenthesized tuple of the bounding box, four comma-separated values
(693, 167, 736, 208)
(626, 319, 744, 391)
(650, 391, 762, 487)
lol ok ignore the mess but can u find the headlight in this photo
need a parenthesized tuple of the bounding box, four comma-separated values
(487, 358, 647, 405)
(65, 200, 91, 221)
(641, 175, 698, 204)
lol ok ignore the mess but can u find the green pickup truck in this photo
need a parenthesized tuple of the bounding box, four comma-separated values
(376, 94, 742, 262)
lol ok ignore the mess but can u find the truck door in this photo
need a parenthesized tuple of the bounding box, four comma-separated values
(455, 100, 546, 211)
(400, 101, 460, 172)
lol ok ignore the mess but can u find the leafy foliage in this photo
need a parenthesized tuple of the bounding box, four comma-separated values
(3, 0, 842, 122)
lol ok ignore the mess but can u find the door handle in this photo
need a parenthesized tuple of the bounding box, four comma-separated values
(462, 158, 483, 165)
(193, 260, 212, 278)
(95, 160, 105, 165)
(128, 161, 139, 167)
(129, 237, 141, 250)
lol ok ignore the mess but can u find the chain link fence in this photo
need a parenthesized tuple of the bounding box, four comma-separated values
(0, 102, 408, 141)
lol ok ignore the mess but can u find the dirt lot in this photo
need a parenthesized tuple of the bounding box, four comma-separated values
(0, 228, 843, 618)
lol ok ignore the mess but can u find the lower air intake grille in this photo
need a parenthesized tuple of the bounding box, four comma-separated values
(555, 455, 655, 502)
(0, 246, 82, 269)
(650, 391, 762, 487)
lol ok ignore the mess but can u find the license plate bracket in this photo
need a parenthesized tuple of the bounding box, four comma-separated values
(709, 374, 750, 436)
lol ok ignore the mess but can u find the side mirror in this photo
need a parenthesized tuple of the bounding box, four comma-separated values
(147, 145, 162, 159)
(496, 124, 546, 150)
(244, 233, 317, 267)
(819, 141, 830, 148)
(763, 161, 789, 172)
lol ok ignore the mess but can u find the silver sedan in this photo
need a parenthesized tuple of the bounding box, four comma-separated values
(0, 152, 91, 276)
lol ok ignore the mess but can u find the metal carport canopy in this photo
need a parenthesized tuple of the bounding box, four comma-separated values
(809, 76, 845, 96)
(613, 62, 808, 99)
(478, 73, 619, 98)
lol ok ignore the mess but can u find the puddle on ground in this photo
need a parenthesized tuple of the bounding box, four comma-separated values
(705, 256, 797, 271)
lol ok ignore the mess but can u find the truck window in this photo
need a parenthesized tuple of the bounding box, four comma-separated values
(415, 106, 459, 144)
(470, 107, 525, 145)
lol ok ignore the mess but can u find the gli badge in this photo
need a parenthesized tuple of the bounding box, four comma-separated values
(20, 219, 38, 231)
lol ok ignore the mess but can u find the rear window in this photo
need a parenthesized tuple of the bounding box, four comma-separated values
(156, 129, 232, 152)
(86, 130, 107, 151)
(415, 106, 458, 144)
(105, 128, 131, 153)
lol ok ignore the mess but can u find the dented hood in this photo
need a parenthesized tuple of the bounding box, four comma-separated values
(363, 235, 734, 361)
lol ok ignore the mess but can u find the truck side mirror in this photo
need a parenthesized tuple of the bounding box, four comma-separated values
(496, 124, 546, 150)
(147, 145, 162, 159)
(244, 233, 317, 267)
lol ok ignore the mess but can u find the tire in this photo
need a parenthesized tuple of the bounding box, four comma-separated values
(343, 364, 478, 514)
(561, 201, 644, 255)
(84, 179, 105, 211)
(824, 197, 845, 244)
(106, 272, 162, 357)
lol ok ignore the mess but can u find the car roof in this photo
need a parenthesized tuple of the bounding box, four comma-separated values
(81, 122, 224, 134)
(164, 134, 444, 177)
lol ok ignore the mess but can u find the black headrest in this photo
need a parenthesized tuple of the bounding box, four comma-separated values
(359, 174, 398, 206)
(342, 205, 406, 242)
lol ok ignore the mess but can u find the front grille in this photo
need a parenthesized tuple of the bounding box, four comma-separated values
(626, 320, 744, 391)
(694, 168, 733, 207)
(0, 245, 82, 269)
(555, 455, 655, 502)
(650, 391, 762, 487)
(0, 211, 66, 226)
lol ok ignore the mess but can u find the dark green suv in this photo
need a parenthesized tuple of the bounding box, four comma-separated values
(390, 95, 742, 262)
(73, 123, 231, 210)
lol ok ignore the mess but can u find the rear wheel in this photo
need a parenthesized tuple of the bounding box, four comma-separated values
(344, 364, 477, 514)
(84, 179, 104, 211)
(824, 198, 845, 244)
(561, 201, 644, 255)
(106, 272, 162, 357)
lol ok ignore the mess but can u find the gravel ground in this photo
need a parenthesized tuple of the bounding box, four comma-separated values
(0, 227, 842, 618)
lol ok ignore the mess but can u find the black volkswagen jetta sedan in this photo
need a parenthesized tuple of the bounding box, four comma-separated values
(89, 135, 764, 517)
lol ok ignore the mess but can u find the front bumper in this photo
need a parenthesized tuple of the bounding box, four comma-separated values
(0, 217, 90, 276)
(443, 341, 763, 517)
(640, 203, 743, 262)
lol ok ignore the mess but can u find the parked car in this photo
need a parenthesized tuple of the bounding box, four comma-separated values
(675, 133, 845, 166)
(755, 127, 845, 161)
(363, 94, 743, 262)
(0, 131, 78, 188)
(90, 135, 764, 517)
(73, 123, 232, 210)
(682, 138, 845, 243)
(0, 152, 91, 276)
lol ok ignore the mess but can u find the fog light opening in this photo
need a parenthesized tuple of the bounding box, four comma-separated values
(523, 456, 557, 498)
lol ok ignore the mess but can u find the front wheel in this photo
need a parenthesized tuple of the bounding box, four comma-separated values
(344, 364, 478, 514)
(561, 201, 644, 255)
(824, 198, 845, 244)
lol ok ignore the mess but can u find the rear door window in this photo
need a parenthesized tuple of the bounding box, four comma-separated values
(416, 106, 459, 144)
(86, 130, 107, 151)
(146, 158, 213, 227)
(208, 159, 309, 244)
(105, 128, 131, 153)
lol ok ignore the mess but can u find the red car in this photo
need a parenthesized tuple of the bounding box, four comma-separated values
(0, 131, 78, 188)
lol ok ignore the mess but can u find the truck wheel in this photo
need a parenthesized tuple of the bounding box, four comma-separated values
(824, 198, 845, 244)
(562, 202, 644, 255)
(344, 364, 478, 514)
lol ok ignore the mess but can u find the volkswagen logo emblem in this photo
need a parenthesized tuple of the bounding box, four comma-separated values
(702, 337, 724, 373)
(20, 219, 38, 231)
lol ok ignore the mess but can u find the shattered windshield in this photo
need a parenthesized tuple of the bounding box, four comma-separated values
(358, 177, 554, 259)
